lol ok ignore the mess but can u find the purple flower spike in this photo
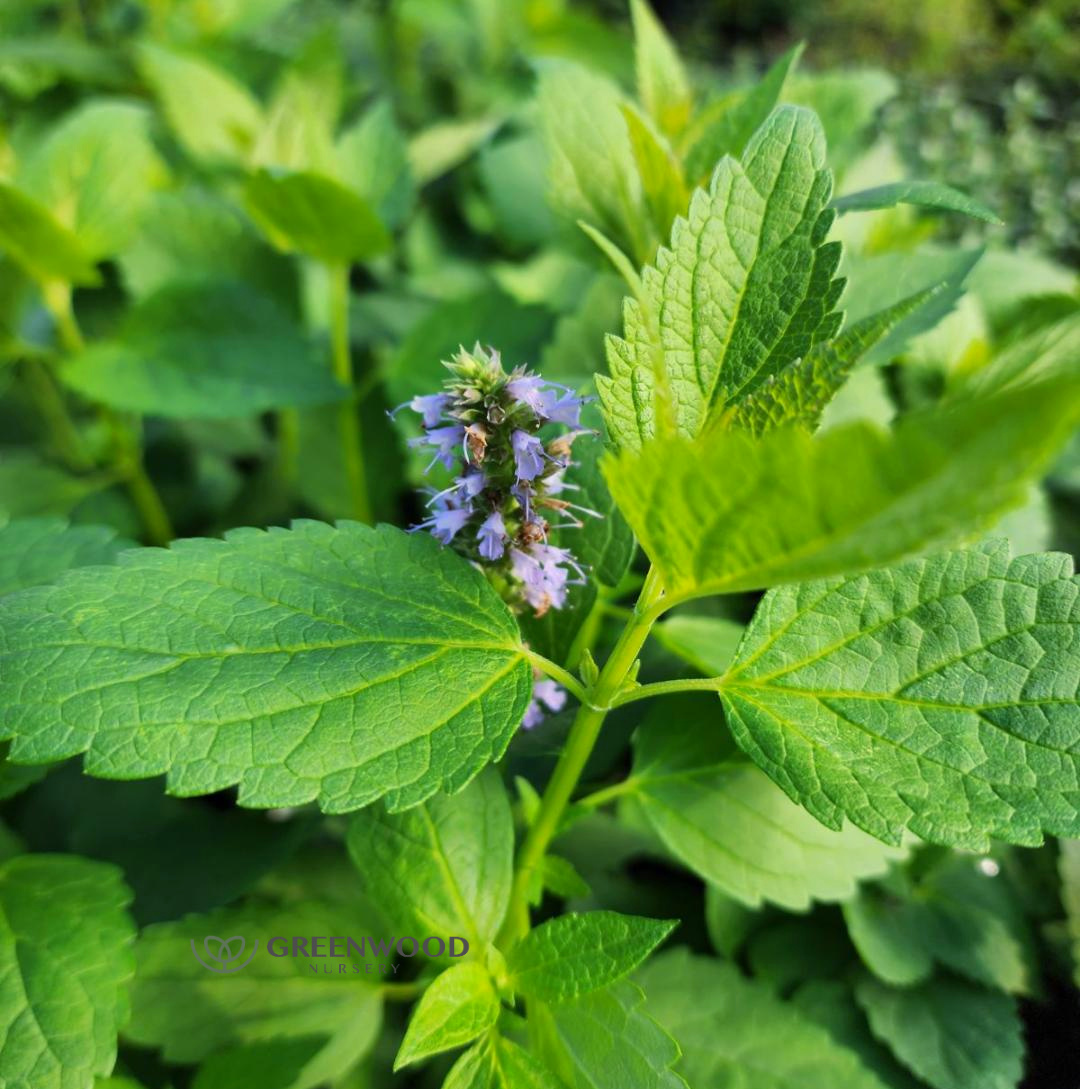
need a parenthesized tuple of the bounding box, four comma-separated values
(416, 503, 472, 544)
(409, 424, 465, 471)
(522, 678, 567, 729)
(511, 429, 546, 481)
(477, 511, 508, 561)
(506, 375, 548, 414)
(538, 389, 584, 427)
(410, 393, 451, 428)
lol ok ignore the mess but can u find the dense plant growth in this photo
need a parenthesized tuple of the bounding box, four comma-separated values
(0, 3, 1078, 1089)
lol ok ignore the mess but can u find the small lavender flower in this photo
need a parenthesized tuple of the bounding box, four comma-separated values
(511, 429, 546, 481)
(409, 424, 465, 471)
(477, 511, 507, 561)
(416, 501, 472, 544)
(523, 678, 567, 729)
(408, 393, 451, 428)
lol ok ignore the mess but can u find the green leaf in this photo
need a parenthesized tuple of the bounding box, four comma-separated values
(832, 181, 1001, 225)
(0, 518, 132, 596)
(192, 1039, 327, 1089)
(336, 100, 415, 231)
(721, 542, 1080, 850)
(539, 981, 687, 1089)
(445, 1033, 566, 1089)
(19, 101, 167, 260)
(0, 181, 100, 286)
(0, 522, 531, 812)
(346, 769, 513, 949)
(683, 44, 803, 184)
(960, 310, 1080, 397)
(605, 380, 1080, 597)
(844, 857, 1036, 993)
(652, 615, 745, 675)
(623, 713, 904, 910)
(639, 949, 890, 1089)
(407, 117, 501, 186)
(0, 854, 135, 1089)
(620, 104, 689, 247)
(244, 168, 391, 263)
(0, 452, 109, 518)
(508, 911, 675, 1003)
(855, 975, 1023, 1089)
(723, 286, 941, 435)
(598, 105, 843, 450)
(629, 0, 692, 138)
(395, 962, 500, 1069)
(61, 281, 342, 418)
(137, 44, 263, 165)
(125, 900, 382, 1083)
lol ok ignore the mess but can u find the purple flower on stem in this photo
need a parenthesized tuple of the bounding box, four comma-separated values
(523, 678, 567, 729)
(538, 388, 584, 427)
(415, 502, 472, 544)
(510, 544, 578, 613)
(511, 429, 546, 481)
(506, 375, 548, 414)
(477, 511, 508, 560)
(409, 424, 465, 471)
(410, 393, 451, 428)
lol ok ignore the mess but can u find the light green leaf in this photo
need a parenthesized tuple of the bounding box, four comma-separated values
(639, 949, 890, 1089)
(0, 522, 531, 812)
(832, 181, 1001, 224)
(624, 713, 904, 910)
(407, 117, 501, 186)
(19, 101, 167, 260)
(395, 963, 499, 1070)
(0, 452, 109, 518)
(192, 1039, 327, 1089)
(0, 518, 132, 596)
(683, 44, 803, 184)
(629, 0, 691, 138)
(61, 282, 343, 418)
(125, 900, 382, 1084)
(346, 769, 513, 950)
(652, 615, 745, 675)
(606, 380, 1080, 598)
(721, 542, 1080, 850)
(960, 310, 1080, 397)
(244, 169, 391, 263)
(598, 105, 843, 449)
(336, 100, 415, 231)
(0, 855, 135, 1089)
(855, 976, 1023, 1089)
(539, 981, 687, 1089)
(444, 1033, 566, 1089)
(621, 104, 689, 246)
(508, 912, 675, 1003)
(138, 44, 263, 165)
(0, 181, 100, 286)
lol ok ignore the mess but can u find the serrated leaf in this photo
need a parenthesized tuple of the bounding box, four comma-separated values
(244, 169, 391, 263)
(346, 769, 513, 950)
(606, 379, 1080, 598)
(125, 900, 382, 1084)
(832, 181, 1001, 224)
(539, 981, 687, 1089)
(629, 0, 692, 138)
(60, 281, 343, 418)
(683, 44, 803, 184)
(624, 714, 904, 910)
(0, 518, 132, 596)
(855, 975, 1023, 1089)
(639, 949, 890, 1089)
(395, 963, 500, 1069)
(721, 542, 1080, 850)
(444, 1033, 566, 1089)
(138, 44, 263, 165)
(508, 911, 675, 1003)
(0, 854, 135, 1089)
(0, 181, 100, 286)
(598, 105, 843, 449)
(0, 522, 531, 812)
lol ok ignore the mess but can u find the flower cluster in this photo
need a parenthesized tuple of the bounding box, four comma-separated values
(397, 345, 595, 727)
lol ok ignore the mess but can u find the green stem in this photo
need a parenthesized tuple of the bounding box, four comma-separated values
(107, 411, 174, 547)
(329, 261, 372, 523)
(499, 567, 667, 945)
(611, 675, 725, 707)
(575, 779, 638, 810)
(522, 650, 589, 706)
(276, 408, 300, 489)
(380, 980, 425, 1002)
(22, 358, 94, 470)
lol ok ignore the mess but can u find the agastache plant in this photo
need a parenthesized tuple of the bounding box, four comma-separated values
(401, 345, 592, 726)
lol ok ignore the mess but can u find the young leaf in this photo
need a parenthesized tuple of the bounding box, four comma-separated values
(623, 713, 904, 910)
(346, 769, 513, 949)
(630, 0, 692, 138)
(0, 522, 531, 812)
(652, 616, 745, 675)
(0, 181, 100, 286)
(507, 911, 676, 1003)
(682, 44, 803, 184)
(0, 855, 135, 1089)
(639, 950, 891, 1089)
(605, 379, 1080, 597)
(444, 1033, 566, 1089)
(0, 518, 132, 596)
(61, 282, 344, 418)
(598, 105, 843, 449)
(855, 976, 1023, 1089)
(244, 169, 391, 263)
(395, 963, 500, 1070)
(539, 980, 687, 1089)
(621, 103, 690, 246)
(832, 181, 1001, 224)
(721, 542, 1080, 850)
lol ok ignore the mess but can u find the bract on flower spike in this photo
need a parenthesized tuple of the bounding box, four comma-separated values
(400, 344, 595, 730)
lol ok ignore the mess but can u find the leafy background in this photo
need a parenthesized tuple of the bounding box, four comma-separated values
(0, 1, 1078, 1089)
